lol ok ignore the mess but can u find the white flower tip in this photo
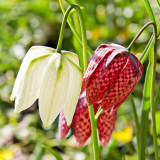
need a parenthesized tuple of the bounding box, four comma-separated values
(44, 125, 49, 129)
(66, 121, 71, 126)
(14, 108, 20, 113)
(42, 121, 52, 129)
(10, 95, 15, 101)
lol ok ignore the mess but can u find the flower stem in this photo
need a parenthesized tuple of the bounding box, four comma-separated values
(150, 23, 159, 160)
(57, 3, 99, 159)
(72, 6, 88, 71)
(141, 0, 159, 159)
(59, 0, 94, 56)
(140, 17, 160, 64)
(95, 107, 103, 120)
(127, 22, 156, 52)
(88, 105, 99, 160)
(56, 5, 76, 53)
(127, 18, 159, 159)
(140, 22, 158, 160)
(156, 0, 160, 9)
(129, 95, 140, 158)
(56, 4, 88, 70)
(143, 0, 155, 22)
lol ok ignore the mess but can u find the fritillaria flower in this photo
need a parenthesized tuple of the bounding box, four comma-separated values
(59, 43, 143, 146)
(59, 90, 117, 147)
(83, 44, 143, 113)
(10, 46, 82, 128)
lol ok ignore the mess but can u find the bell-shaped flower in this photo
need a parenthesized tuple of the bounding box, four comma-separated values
(83, 44, 143, 113)
(10, 46, 83, 128)
(59, 90, 117, 147)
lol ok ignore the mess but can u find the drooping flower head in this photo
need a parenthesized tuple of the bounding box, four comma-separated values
(83, 44, 143, 113)
(59, 43, 143, 147)
(11, 46, 82, 128)
(59, 90, 117, 147)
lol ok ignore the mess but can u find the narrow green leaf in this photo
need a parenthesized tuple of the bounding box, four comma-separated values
(43, 145, 63, 160)
(65, 0, 74, 5)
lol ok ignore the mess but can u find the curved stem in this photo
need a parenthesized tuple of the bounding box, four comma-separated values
(142, 1, 159, 159)
(129, 95, 140, 158)
(140, 23, 158, 160)
(140, 18, 160, 64)
(127, 19, 158, 159)
(59, 0, 94, 56)
(56, 4, 88, 71)
(56, 5, 76, 53)
(127, 22, 155, 52)
(72, 5, 88, 70)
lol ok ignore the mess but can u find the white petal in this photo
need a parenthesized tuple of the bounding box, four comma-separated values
(39, 53, 82, 128)
(14, 56, 51, 113)
(39, 53, 66, 128)
(11, 46, 55, 101)
(62, 57, 82, 126)
(62, 50, 79, 66)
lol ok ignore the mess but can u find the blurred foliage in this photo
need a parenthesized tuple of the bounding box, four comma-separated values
(0, 0, 160, 160)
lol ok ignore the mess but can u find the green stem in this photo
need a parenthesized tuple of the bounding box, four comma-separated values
(156, 0, 160, 9)
(155, 81, 160, 104)
(95, 107, 103, 120)
(129, 95, 140, 158)
(127, 22, 155, 52)
(72, 6, 88, 70)
(127, 22, 157, 160)
(140, 18, 160, 64)
(141, 1, 159, 159)
(88, 105, 99, 160)
(58, 3, 99, 159)
(56, 5, 75, 53)
(56, 4, 88, 70)
(150, 23, 159, 160)
(140, 23, 158, 160)
(72, 12, 84, 69)
(127, 19, 159, 160)
(140, 63, 152, 160)
(143, 0, 156, 22)
(59, 0, 94, 56)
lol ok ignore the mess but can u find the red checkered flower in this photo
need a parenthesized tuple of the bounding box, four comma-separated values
(59, 43, 143, 146)
(83, 44, 143, 113)
(59, 90, 116, 147)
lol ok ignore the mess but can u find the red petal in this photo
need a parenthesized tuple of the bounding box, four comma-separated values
(130, 53, 143, 81)
(96, 107, 117, 147)
(72, 91, 91, 146)
(101, 52, 143, 111)
(59, 111, 71, 139)
(85, 48, 129, 105)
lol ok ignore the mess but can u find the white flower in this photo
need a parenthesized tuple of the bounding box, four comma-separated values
(11, 46, 82, 128)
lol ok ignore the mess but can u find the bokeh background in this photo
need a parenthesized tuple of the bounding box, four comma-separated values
(0, 0, 160, 159)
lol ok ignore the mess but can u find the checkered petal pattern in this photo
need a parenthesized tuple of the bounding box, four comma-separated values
(96, 107, 117, 146)
(83, 44, 143, 110)
(59, 44, 143, 147)
(59, 91, 117, 147)
(72, 91, 94, 146)
(59, 111, 71, 139)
